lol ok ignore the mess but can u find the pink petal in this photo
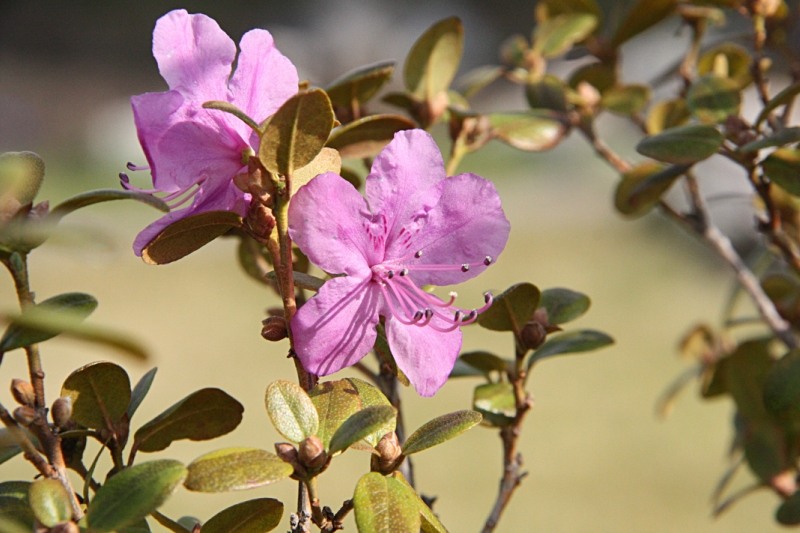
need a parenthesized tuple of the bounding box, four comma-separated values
(365, 130, 445, 242)
(385, 314, 462, 397)
(152, 10, 234, 103)
(230, 29, 299, 127)
(390, 173, 510, 287)
(292, 276, 380, 377)
(289, 173, 376, 276)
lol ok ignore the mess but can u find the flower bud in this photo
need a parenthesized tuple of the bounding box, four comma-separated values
(275, 442, 306, 478)
(261, 316, 288, 342)
(520, 308, 561, 352)
(13, 405, 37, 426)
(0, 151, 45, 207)
(372, 432, 403, 474)
(10, 379, 35, 406)
(51, 397, 73, 429)
(299, 435, 327, 470)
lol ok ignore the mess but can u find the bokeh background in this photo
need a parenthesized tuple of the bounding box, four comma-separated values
(0, 1, 793, 531)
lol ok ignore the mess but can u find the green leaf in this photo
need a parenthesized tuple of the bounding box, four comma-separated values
(458, 65, 505, 99)
(0, 151, 44, 205)
(402, 410, 482, 455)
(28, 478, 73, 527)
(601, 84, 651, 116)
(739, 127, 800, 153)
(133, 388, 243, 453)
(265, 380, 319, 443)
(611, 0, 677, 47)
(329, 405, 397, 455)
(0, 495, 35, 532)
(637, 124, 723, 164)
(537, 0, 602, 20)
(354, 472, 420, 533)
(392, 473, 449, 533)
(0, 292, 97, 352)
(697, 43, 752, 89)
(326, 60, 395, 109)
(525, 75, 569, 112)
(127, 367, 157, 421)
(539, 287, 591, 324)
(763, 350, 800, 419)
(259, 89, 335, 177)
(742, 421, 787, 482)
(48, 189, 169, 225)
(0, 480, 30, 501)
(404, 17, 464, 100)
(568, 61, 616, 93)
(528, 329, 614, 368)
(326, 115, 416, 159)
(141, 210, 242, 265)
(614, 161, 688, 217)
(291, 147, 342, 195)
(184, 448, 292, 492)
(458, 351, 510, 376)
(777, 491, 800, 525)
(686, 75, 741, 123)
(701, 339, 773, 419)
(488, 112, 566, 152)
(202, 498, 284, 533)
(0, 431, 22, 465)
(477, 282, 540, 334)
(473, 383, 516, 427)
(762, 148, 800, 196)
(756, 81, 800, 126)
(85, 459, 187, 532)
(61, 361, 131, 431)
(532, 13, 597, 58)
(646, 99, 690, 134)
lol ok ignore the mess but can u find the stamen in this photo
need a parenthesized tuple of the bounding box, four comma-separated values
(119, 172, 130, 184)
(461, 264, 470, 272)
(387, 270, 395, 279)
(483, 256, 493, 266)
(127, 162, 150, 171)
(453, 310, 462, 322)
(415, 250, 423, 258)
(399, 268, 409, 276)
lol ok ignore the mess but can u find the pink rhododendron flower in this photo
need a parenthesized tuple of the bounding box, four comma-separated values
(289, 130, 510, 396)
(123, 9, 298, 255)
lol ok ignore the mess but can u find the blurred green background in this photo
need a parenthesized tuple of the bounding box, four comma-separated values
(0, 1, 789, 531)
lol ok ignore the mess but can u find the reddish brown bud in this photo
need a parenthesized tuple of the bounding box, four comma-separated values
(261, 316, 288, 342)
(51, 397, 73, 429)
(13, 405, 37, 426)
(275, 442, 306, 478)
(520, 308, 561, 352)
(299, 435, 328, 470)
(10, 379, 35, 406)
(372, 432, 403, 473)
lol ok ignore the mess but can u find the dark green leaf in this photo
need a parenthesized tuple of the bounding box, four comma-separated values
(133, 388, 243, 453)
(637, 124, 723, 164)
(687, 75, 741, 123)
(202, 498, 284, 533)
(762, 148, 800, 196)
(265, 380, 319, 443)
(119, 518, 152, 533)
(539, 287, 591, 324)
(0, 495, 35, 532)
(404, 17, 464, 100)
(763, 350, 800, 419)
(489, 112, 566, 152)
(326, 115, 416, 159)
(697, 43, 752, 89)
(127, 367, 157, 421)
(529, 329, 613, 367)
(537, 0, 602, 20)
(742, 421, 786, 482)
(0, 434, 22, 465)
(611, 0, 677, 47)
(525, 75, 569, 112)
(449, 358, 487, 378)
(0, 292, 97, 353)
(601, 84, 651, 116)
(499, 34, 529, 68)
(260, 89, 335, 177)
(458, 65, 505, 99)
(458, 351, 510, 375)
(477, 282, 540, 333)
(85, 459, 187, 532)
(702, 339, 773, 419)
(568, 61, 616, 93)
(0, 481, 30, 500)
(141, 210, 242, 265)
(61, 361, 131, 431)
(646, 99, 690, 134)
(326, 60, 395, 108)
(329, 405, 397, 455)
(28, 478, 73, 527)
(48, 189, 169, 225)
(473, 383, 516, 427)
(614, 161, 688, 217)
(353, 472, 420, 533)
(184, 448, 292, 492)
(0, 151, 44, 205)
(533, 13, 597, 58)
(739, 127, 800, 153)
(402, 410, 482, 455)
(777, 491, 800, 525)
(756, 82, 800, 126)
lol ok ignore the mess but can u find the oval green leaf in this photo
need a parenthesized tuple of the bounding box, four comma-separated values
(404, 17, 463, 100)
(539, 287, 590, 324)
(265, 380, 319, 443)
(763, 350, 800, 418)
(533, 13, 597, 58)
(202, 498, 284, 533)
(637, 124, 723, 164)
(28, 478, 73, 527)
(614, 161, 688, 217)
(762, 148, 800, 196)
(326, 60, 395, 108)
(141, 210, 242, 265)
(184, 448, 292, 492)
(473, 382, 516, 427)
(489, 112, 566, 152)
(259, 89, 335, 177)
(392, 472, 449, 533)
(127, 367, 157, 421)
(525, 75, 569, 112)
(329, 405, 397, 455)
(458, 351, 510, 376)
(0, 151, 44, 205)
(739, 127, 800, 153)
(646, 99, 690, 134)
(568, 61, 616, 93)
(133, 388, 243, 453)
(477, 282, 540, 334)
(0, 292, 97, 353)
(756, 81, 800, 126)
(402, 410, 482, 455)
(61, 361, 131, 431)
(326, 115, 416, 159)
(0, 496, 35, 532)
(291, 147, 342, 195)
(601, 84, 651, 116)
(697, 43, 752, 89)
(528, 329, 614, 369)
(611, 0, 677, 47)
(354, 472, 420, 533)
(687, 75, 741, 123)
(85, 459, 187, 532)
(777, 490, 800, 525)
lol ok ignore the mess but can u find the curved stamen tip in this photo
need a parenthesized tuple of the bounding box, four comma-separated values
(461, 264, 470, 272)
(424, 308, 434, 319)
(126, 162, 137, 171)
(414, 250, 423, 258)
(464, 310, 478, 321)
(400, 268, 409, 276)
(413, 310, 424, 322)
(483, 292, 493, 305)
(484, 256, 493, 266)
(387, 270, 395, 279)
(453, 310, 462, 322)
(119, 172, 130, 184)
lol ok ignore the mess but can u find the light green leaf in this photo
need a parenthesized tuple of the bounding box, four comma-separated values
(528, 329, 614, 368)
(354, 472, 420, 533)
(184, 448, 292, 492)
(637, 124, 723, 164)
(0, 292, 97, 352)
(404, 17, 464, 100)
(477, 282, 540, 334)
(326, 115, 416, 159)
(28, 478, 73, 527)
(402, 410, 482, 455)
(329, 405, 397, 455)
(202, 498, 284, 533)
(265, 380, 319, 443)
(533, 13, 597, 58)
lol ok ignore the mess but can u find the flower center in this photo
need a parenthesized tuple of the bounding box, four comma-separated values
(370, 251, 495, 332)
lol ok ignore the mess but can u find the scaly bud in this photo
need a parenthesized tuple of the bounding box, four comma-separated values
(372, 432, 403, 474)
(10, 379, 35, 406)
(261, 316, 288, 342)
(13, 405, 37, 426)
(51, 397, 73, 429)
(299, 435, 328, 470)
(275, 442, 306, 478)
